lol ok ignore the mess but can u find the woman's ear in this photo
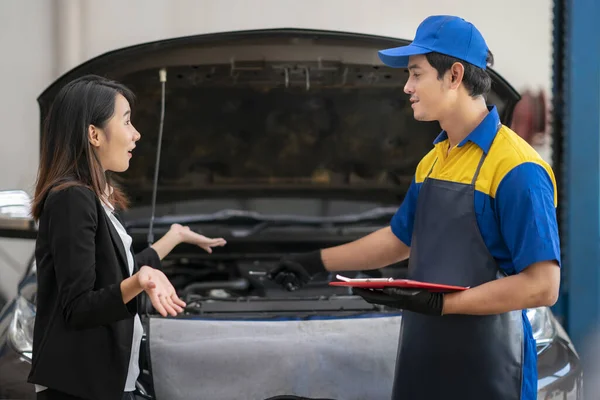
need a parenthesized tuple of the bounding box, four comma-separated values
(88, 125, 100, 147)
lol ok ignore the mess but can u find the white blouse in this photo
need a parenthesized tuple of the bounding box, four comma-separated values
(101, 199, 144, 393)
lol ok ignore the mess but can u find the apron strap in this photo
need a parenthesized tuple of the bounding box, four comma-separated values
(471, 150, 506, 279)
(470, 151, 488, 185)
(426, 158, 438, 178)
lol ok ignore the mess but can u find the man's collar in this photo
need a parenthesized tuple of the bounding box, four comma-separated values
(433, 106, 501, 154)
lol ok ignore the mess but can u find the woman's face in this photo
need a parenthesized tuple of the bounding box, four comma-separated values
(89, 93, 141, 173)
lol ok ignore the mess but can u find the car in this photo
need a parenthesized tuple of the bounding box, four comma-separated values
(0, 29, 583, 400)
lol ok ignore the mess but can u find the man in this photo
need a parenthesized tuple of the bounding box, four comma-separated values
(267, 15, 561, 400)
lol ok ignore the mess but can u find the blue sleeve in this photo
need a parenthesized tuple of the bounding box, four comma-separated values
(390, 177, 419, 246)
(495, 162, 561, 274)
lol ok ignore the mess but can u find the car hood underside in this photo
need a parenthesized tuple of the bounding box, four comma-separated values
(37, 29, 520, 208)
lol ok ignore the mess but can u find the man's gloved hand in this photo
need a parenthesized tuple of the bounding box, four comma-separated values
(267, 250, 326, 291)
(352, 287, 444, 316)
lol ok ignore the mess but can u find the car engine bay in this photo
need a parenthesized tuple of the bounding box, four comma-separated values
(140, 250, 406, 318)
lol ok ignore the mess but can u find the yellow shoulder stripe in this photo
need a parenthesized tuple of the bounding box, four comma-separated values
(412, 126, 557, 206)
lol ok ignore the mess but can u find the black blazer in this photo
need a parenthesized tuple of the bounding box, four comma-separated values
(27, 185, 161, 400)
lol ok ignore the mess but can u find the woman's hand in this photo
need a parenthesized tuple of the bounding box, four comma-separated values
(169, 223, 227, 253)
(137, 266, 186, 317)
(150, 224, 227, 260)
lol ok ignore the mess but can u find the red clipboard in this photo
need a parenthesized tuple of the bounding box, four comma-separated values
(329, 275, 468, 292)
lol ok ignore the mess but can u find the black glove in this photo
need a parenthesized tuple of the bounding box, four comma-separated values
(267, 250, 326, 291)
(352, 287, 444, 316)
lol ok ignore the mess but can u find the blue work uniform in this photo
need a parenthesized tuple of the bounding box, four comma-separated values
(389, 106, 561, 400)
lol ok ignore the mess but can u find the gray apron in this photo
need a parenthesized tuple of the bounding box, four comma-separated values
(391, 151, 524, 400)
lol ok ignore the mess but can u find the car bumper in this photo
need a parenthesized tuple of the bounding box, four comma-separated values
(0, 333, 34, 399)
(0, 309, 584, 400)
(537, 337, 583, 399)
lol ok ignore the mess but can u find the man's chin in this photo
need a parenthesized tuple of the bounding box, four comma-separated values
(412, 113, 431, 122)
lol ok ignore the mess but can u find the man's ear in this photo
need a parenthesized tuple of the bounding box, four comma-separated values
(88, 125, 101, 147)
(448, 62, 465, 89)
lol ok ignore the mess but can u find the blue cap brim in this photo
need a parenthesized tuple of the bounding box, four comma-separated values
(378, 44, 432, 68)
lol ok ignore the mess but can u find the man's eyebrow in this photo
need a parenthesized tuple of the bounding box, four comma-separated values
(407, 64, 421, 70)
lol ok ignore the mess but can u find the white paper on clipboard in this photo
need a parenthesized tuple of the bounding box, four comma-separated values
(332, 274, 470, 291)
(335, 274, 394, 283)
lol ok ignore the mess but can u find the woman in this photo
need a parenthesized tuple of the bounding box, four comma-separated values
(27, 75, 226, 400)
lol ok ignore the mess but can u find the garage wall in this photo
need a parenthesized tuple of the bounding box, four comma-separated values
(0, 0, 55, 302)
(80, 0, 553, 95)
(0, 0, 553, 299)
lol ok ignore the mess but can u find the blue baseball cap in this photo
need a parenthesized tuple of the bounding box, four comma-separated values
(378, 15, 489, 70)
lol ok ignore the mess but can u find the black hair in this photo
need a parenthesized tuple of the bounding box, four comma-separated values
(32, 75, 136, 220)
(425, 50, 494, 97)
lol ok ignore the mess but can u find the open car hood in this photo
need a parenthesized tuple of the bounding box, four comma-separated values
(37, 29, 520, 210)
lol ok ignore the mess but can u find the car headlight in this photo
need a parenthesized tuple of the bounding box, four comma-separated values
(8, 295, 36, 360)
(527, 307, 556, 345)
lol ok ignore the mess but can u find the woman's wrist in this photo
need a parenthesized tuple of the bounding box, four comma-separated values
(150, 226, 183, 260)
(120, 273, 144, 304)
(166, 225, 185, 246)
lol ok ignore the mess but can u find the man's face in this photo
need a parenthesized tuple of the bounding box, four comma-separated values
(403, 54, 455, 122)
